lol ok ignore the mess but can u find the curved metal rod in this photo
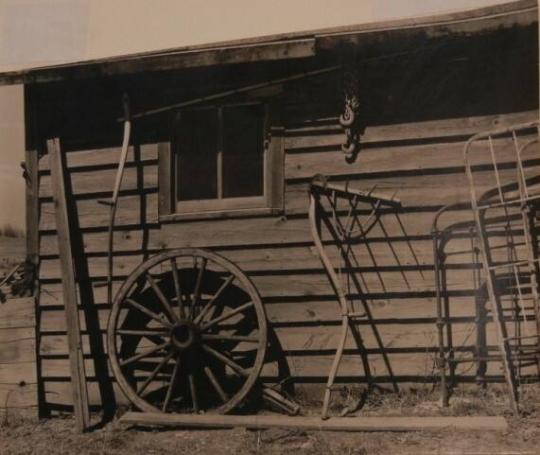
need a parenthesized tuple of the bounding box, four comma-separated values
(106, 94, 131, 305)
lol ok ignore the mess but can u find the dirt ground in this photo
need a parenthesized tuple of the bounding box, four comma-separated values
(3, 387, 540, 455)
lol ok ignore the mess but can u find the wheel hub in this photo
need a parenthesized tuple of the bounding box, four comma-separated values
(170, 320, 198, 351)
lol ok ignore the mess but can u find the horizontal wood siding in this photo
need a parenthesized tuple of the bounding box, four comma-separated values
(36, 108, 539, 412)
(0, 298, 37, 417)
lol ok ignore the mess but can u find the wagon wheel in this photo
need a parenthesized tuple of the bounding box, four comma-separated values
(107, 248, 267, 414)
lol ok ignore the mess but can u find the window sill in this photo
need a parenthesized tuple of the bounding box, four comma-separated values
(159, 207, 283, 222)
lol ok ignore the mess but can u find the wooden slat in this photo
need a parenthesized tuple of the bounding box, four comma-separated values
(38, 144, 158, 171)
(119, 412, 508, 431)
(39, 165, 157, 199)
(37, 266, 470, 298)
(0, 298, 35, 329)
(157, 142, 172, 216)
(36, 294, 484, 333)
(0, 327, 36, 363)
(286, 135, 538, 180)
(47, 138, 90, 432)
(39, 194, 158, 231)
(25, 148, 40, 270)
(285, 167, 535, 213)
(36, 351, 469, 379)
(37, 209, 473, 255)
(38, 235, 439, 277)
(42, 381, 128, 408)
(285, 111, 538, 150)
(38, 320, 495, 357)
(0, 294, 37, 416)
(0, 384, 38, 411)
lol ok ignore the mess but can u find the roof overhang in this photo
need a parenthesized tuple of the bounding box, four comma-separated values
(0, 0, 536, 86)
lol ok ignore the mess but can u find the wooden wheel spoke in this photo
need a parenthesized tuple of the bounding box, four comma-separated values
(124, 298, 173, 329)
(201, 301, 254, 331)
(162, 356, 181, 412)
(190, 258, 207, 319)
(202, 333, 259, 343)
(202, 344, 250, 377)
(138, 350, 176, 397)
(193, 275, 235, 325)
(188, 374, 199, 412)
(117, 329, 169, 337)
(170, 258, 185, 319)
(147, 274, 179, 323)
(204, 366, 229, 402)
(120, 341, 170, 367)
(109, 249, 267, 415)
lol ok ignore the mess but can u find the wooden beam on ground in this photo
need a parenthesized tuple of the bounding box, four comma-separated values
(119, 412, 508, 432)
(47, 138, 90, 432)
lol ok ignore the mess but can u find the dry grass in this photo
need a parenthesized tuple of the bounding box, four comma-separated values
(2, 385, 540, 454)
(0, 223, 24, 239)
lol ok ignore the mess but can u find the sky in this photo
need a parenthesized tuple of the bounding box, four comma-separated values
(0, 0, 515, 230)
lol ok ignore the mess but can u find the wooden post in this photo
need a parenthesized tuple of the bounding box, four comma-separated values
(47, 138, 90, 432)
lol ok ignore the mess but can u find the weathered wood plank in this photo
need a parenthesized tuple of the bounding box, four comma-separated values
(36, 293, 484, 332)
(47, 138, 90, 431)
(25, 148, 39, 271)
(0, 361, 36, 384)
(38, 144, 158, 171)
(38, 236, 445, 279)
(0, 383, 38, 411)
(38, 319, 496, 357)
(0, 294, 37, 414)
(39, 194, 158, 231)
(39, 165, 157, 199)
(157, 142, 172, 216)
(37, 350, 492, 380)
(118, 412, 509, 432)
(286, 135, 538, 180)
(0, 327, 36, 363)
(38, 209, 475, 257)
(0, 298, 35, 329)
(285, 167, 532, 213)
(37, 266, 472, 299)
(284, 111, 538, 150)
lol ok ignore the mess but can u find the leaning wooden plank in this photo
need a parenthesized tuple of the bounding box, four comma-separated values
(47, 138, 90, 433)
(119, 412, 508, 432)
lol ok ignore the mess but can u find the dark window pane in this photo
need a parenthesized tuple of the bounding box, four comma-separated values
(176, 109, 218, 201)
(222, 105, 264, 198)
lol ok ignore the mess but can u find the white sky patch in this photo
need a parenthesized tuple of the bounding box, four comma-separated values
(0, 0, 511, 72)
(0, 0, 88, 68)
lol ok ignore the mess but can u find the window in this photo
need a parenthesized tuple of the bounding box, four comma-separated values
(158, 102, 284, 220)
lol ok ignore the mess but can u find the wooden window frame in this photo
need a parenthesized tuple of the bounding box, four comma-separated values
(158, 101, 284, 221)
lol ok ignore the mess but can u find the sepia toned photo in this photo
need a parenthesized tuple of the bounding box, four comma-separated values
(0, 1, 539, 453)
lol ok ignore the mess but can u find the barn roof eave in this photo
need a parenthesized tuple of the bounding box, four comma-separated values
(0, 0, 536, 86)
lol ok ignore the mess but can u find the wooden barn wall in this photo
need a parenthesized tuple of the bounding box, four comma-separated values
(0, 297, 37, 417)
(33, 108, 539, 411)
(30, 24, 540, 412)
